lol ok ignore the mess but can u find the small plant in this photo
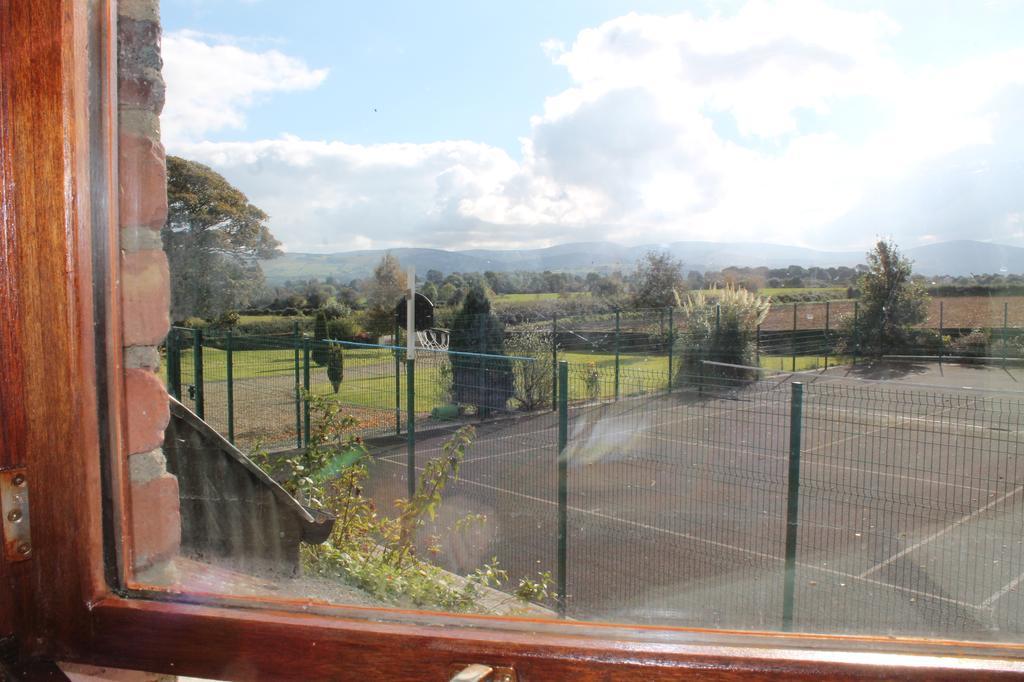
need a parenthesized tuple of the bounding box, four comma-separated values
(583, 363, 601, 401)
(327, 345, 344, 393)
(257, 394, 554, 613)
(515, 571, 554, 602)
(436, 357, 454, 404)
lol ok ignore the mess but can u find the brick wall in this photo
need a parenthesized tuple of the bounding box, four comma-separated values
(117, 0, 180, 574)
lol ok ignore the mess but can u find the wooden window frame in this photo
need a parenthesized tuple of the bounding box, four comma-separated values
(2, 1, 1024, 678)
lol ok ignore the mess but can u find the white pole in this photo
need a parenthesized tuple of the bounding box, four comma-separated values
(406, 266, 416, 360)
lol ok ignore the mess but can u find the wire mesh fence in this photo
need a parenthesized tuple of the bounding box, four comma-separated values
(165, 302, 1024, 457)
(164, 312, 1024, 634)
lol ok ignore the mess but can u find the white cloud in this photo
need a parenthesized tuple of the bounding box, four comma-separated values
(162, 3, 1024, 253)
(175, 137, 542, 251)
(162, 30, 328, 145)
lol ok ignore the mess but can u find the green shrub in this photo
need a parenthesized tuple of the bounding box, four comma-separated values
(255, 398, 553, 613)
(505, 332, 553, 411)
(327, 346, 344, 393)
(327, 316, 364, 341)
(949, 328, 991, 357)
(214, 310, 240, 328)
(675, 286, 770, 388)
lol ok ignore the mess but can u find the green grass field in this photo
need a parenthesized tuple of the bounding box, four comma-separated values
(162, 346, 396, 384)
(494, 292, 590, 303)
(759, 286, 850, 299)
(235, 314, 311, 325)
(168, 345, 853, 444)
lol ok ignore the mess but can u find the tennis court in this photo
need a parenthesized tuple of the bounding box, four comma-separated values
(363, 360, 1024, 638)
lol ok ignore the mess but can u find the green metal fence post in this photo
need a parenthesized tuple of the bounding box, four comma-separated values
(853, 301, 860, 366)
(395, 320, 402, 435)
(939, 301, 944, 364)
(782, 381, 804, 631)
(303, 338, 311, 447)
(556, 360, 569, 618)
(791, 302, 798, 372)
(667, 307, 674, 393)
(715, 303, 721, 336)
(406, 358, 416, 499)
(293, 323, 302, 449)
(614, 309, 621, 400)
(167, 328, 181, 400)
(824, 301, 830, 371)
(1004, 301, 1009, 367)
(755, 323, 761, 368)
(192, 328, 204, 420)
(226, 330, 235, 444)
(551, 314, 559, 409)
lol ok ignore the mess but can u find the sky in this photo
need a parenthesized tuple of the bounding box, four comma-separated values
(160, 0, 1024, 254)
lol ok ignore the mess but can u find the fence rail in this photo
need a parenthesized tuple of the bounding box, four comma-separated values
(165, 323, 1024, 635)
(166, 300, 1024, 454)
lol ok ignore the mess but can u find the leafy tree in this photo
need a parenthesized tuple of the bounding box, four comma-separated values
(449, 287, 514, 415)
(632, 250, 686, 309)
(843, 240, 929, 356)
(420, 281, 439, 304)
(364, 253, 408, 336)
(164, 156, 281, 320)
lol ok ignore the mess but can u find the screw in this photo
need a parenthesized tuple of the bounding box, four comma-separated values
(11, 474, 25, 487)
(7, 509, 21, 522)
(16, 542, 30, 556)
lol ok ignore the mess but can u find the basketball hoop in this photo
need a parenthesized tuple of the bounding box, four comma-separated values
(416, 328, 450, 351)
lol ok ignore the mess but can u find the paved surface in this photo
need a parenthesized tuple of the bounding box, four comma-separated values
(364, 361, 1024, 638)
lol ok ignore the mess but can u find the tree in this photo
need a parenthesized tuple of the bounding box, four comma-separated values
(506, 332, 553, 411)
(632, 250, 686, 309)
(844, 240, 929, 356)
(364, 253, 408, 336)
(327, 346, 344, 394)
(367, 253, 407, 307)
(448, 287, 514, 415)
(163, 156, 281, 321)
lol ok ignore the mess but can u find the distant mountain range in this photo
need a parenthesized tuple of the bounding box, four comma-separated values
(259, 239, 1024, 284)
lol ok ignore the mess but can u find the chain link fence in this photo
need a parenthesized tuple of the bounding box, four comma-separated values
(164, 309, 1024, 634)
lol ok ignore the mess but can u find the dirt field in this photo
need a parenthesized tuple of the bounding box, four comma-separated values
(362, 361, 1024, 637)
(761, 296, 1024, 332)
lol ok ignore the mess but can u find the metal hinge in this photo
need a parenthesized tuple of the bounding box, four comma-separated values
(449, 663, 517, 682)
(0, 469, 32, 562)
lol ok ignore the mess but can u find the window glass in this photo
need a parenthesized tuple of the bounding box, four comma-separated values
(122, 0, 1024, 641)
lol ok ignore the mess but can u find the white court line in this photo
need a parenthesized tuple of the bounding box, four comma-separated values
(383, 401, 1000, 494)
(641, 432, 1000, 496)
(858, 485, 1024, 579)
(378, 458, 985, 611)
(983, 571, 1024, 608)
(377, 395, 775, 464)
(804, 403, 1023, 437)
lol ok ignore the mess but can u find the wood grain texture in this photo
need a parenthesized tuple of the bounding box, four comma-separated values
(0, 0, 106, 658)
(3, 1, 1024, 679)
(82, 597, 1024, 681)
